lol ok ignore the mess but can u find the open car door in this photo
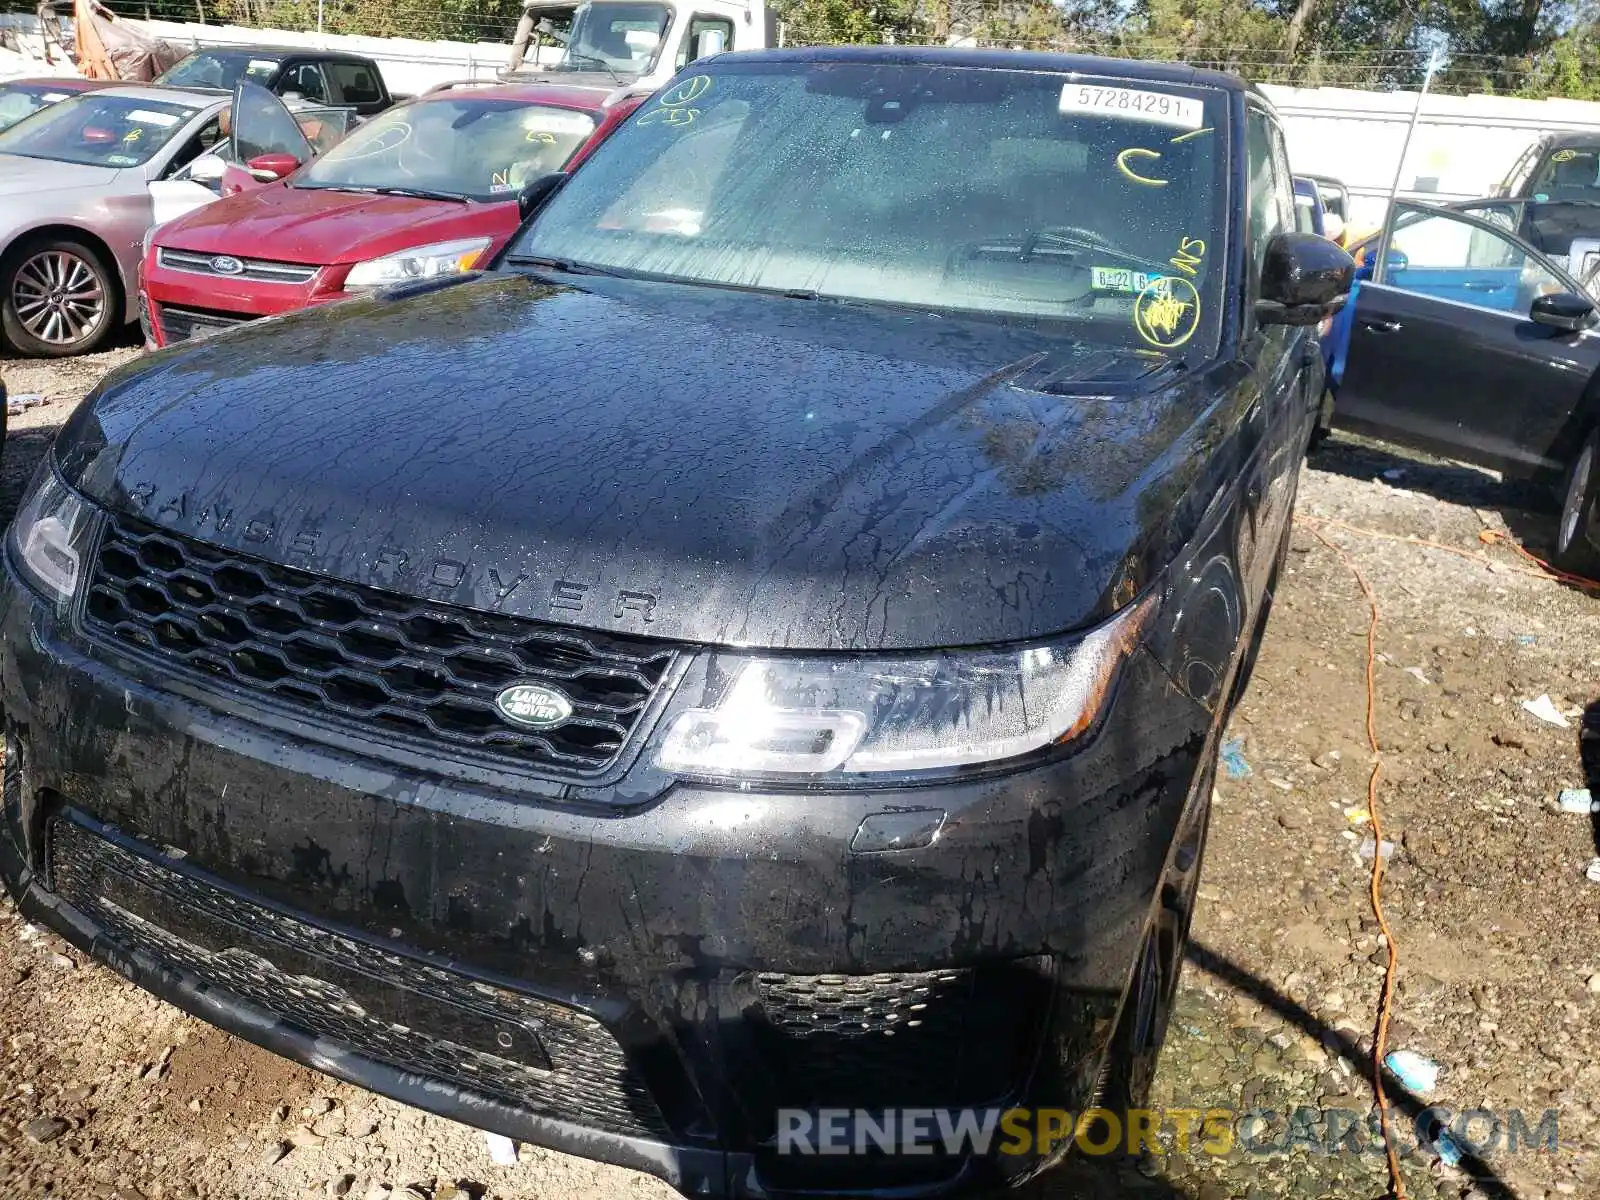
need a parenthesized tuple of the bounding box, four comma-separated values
(149, 83, 354, 225)
(1329, 201, 1600, 474)
(221, 79, 353, 196)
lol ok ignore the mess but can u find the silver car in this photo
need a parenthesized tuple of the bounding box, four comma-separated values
(0, 84, 228, 357)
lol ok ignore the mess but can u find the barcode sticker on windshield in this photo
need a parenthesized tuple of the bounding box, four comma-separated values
(1059, 84, 1204, 131)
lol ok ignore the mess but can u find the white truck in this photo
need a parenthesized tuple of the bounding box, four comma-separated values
(502, 0, 774, 91)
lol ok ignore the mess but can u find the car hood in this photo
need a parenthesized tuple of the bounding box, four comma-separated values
(60, 273, 1232, 651)
(0, 154, 120, 196)
(157, 183, 515, 265)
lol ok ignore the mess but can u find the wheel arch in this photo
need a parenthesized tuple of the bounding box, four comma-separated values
(2, 223, 130, 316)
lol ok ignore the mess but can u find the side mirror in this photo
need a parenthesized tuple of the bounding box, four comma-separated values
(246, 152, 301, 182)
(188, 153, 226, 183)
(517, 171, 568, 221)
(1530, 291, 1598, 332)
(1257, 230, 1356, 326)
(693, 28, 728, 59)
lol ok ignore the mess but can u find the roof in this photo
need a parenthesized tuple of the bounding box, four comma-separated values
(88, 83, 229, 107)
(2, 77, 106, 91)
(176, 44, 379, 64)
(1541, 131, 1600, 152)
(412, 81, 620, 110)
(717, 45, 1252, 95)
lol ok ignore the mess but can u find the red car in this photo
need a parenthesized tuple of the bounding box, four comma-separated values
(141, 80, 643, 345)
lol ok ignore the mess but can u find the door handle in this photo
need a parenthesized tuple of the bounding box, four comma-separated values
(1460, 280, 1505, 292)
(1361, 319, 1402, 333)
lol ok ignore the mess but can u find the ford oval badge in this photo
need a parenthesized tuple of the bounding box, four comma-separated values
(210, 255, 245, 276)
(495, 683, 574, 729)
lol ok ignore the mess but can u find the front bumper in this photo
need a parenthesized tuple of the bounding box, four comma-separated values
(141, 262, 344, 347)
(0, 564, 1213, 1197)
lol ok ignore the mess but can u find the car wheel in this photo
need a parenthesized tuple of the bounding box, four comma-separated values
(1, 237, 119, 358)
(1096, 770, 1212, 1115)
(1554, 429, 1600, 579)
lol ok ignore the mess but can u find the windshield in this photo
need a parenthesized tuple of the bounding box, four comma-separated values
(157, 50, 280, 91)
(296, 98, 597, 200)
(1530, 144, 1600, 201)
(0, 93, 198, 167)
(559, 2, 669, 75)
(0, 83, 80, 133)
(511, 62, 1229, 353)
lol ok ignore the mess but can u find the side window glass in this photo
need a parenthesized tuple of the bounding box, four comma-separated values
(677, 15, 734, 69)
(1387, 211, 1566, 313)
(279, 63, 329, 104)
(1245, 109, 1283, 274)
(164, 116, 222, 175)
(329, 63, 382, 105)
(1269, 128, 1295, 236)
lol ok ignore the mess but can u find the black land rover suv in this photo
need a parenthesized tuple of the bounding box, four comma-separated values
(1, 47, 1350, 1197)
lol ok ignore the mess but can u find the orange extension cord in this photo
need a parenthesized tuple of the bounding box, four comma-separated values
(1285, 512, 1590, 1198)
(1300, 521, 1407, 1200)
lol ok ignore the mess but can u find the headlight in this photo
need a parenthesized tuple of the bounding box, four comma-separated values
(7, 464, 96, 606)
(656, 593, 1157, 780)
(343, 238, 493, 291)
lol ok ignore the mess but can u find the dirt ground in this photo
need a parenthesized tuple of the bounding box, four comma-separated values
(2, 341, 1599, 1200)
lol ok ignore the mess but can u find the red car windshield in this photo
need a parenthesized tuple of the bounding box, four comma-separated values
(0, 93, 198, 167)
(295, 98, 598, 201)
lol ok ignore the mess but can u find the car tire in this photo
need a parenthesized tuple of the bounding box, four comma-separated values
(1095, 761, 1213, 1118)
(1554, 428, 1600, 579)
(1, 236, 120, 358)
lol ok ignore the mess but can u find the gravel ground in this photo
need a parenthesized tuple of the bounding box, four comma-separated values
(2, 342, 1599, 1200)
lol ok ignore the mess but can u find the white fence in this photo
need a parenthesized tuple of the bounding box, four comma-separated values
(1262, 83, 1600, 234)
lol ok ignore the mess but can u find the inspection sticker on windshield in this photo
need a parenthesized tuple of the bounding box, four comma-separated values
(1059, 84, 1203, 130)
(1092, 267, 1163, 293)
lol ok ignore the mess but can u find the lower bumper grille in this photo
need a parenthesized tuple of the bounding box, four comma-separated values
(154, 304, 256, 344)
(747, 962, 1047, 1114)
(47, 815, 668, 1140)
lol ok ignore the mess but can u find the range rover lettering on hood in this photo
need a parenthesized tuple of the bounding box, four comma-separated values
(122, 482, 661, 624)
(62, 273, 1219, 651)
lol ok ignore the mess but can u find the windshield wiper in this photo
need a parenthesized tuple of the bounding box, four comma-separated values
(561, 52, 623, 83)
(503, 253, 627, 277)
(301, 184, 470, 203)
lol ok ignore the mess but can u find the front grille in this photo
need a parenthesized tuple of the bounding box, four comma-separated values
(48, 815, 668, 1139)
(83, 512, 676, 775)
(154, 304, 256, 344)
(158, 247, 319, 284)
(747, 964, 1045, 1113)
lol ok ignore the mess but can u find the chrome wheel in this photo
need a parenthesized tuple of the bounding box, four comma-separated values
(1561, 443, 1594, 554)
(11, 248, 106, 347)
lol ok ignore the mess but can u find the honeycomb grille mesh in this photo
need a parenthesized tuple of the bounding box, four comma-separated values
(83, 512, 675, 774)
(749, 967, 1024, 1110)
(49, 818, 668, 1139)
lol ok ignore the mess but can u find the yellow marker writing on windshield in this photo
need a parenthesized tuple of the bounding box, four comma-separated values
(1170, 127, 1212, 144)
(123, 127, 143, 143)
(638, 73, 711, 129)
(1134, 276, 1201, 349)
(1169, 237, 1206, 277)
(1116, 147, 1168, 187)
